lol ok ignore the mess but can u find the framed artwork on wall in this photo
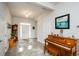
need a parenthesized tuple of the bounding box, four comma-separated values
(7, 23, 11, 29)
(55, 14, 70, 29)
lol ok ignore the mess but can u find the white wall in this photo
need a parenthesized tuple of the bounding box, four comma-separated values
(0, 3, 11, 55)
(12, 16, 37, 39)
(37, 2, 79, 43)
(37, 13, 53, 43)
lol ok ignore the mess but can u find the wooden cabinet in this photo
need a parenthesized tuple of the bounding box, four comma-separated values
(11, 24, 18, 42)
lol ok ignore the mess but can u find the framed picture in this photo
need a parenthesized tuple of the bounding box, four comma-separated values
(55, 14, 70, 29)
(7, 23, 11, 29)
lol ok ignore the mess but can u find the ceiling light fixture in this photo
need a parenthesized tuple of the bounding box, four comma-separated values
(25, 11, 31, 18)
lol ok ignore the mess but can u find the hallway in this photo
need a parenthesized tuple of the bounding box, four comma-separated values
(5, 39, 50, 56)
(0, 2, 79, 56)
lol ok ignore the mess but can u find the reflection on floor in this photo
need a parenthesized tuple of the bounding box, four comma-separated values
(5, 39, 50, 56)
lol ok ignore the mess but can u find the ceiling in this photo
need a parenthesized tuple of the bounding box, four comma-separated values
(7, 2, 57, 20)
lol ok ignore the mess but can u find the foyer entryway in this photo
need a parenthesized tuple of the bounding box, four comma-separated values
(19, 23, 31, 40)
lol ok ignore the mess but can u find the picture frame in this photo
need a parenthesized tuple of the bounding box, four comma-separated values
(55, 14, 70, 29)
(7, 23, 11, 29)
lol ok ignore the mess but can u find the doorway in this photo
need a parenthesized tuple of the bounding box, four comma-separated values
(19, 23, 31, 40)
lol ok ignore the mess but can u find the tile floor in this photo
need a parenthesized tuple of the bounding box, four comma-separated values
(5, 39, 79, 56)
(5, 39, 50, 56)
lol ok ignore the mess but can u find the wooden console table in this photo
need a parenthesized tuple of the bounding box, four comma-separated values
(44, 35, 77, 56)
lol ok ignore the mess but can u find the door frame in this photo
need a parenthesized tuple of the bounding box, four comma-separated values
(18, 23, 31, 40)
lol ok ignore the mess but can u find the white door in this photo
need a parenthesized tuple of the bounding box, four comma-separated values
(0, 20, 7, 56)
(0, 18, 9, 56)
(19, 23, 31, 39)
